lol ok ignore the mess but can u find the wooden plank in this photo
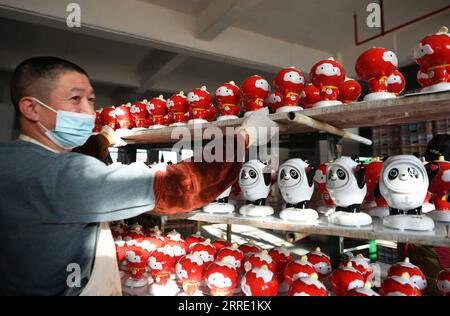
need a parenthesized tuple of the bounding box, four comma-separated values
(149, 211, 450, 247)
(122, 91, 450, 145)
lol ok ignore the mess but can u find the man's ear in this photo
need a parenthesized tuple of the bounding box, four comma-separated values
(18, 97, 40, 122)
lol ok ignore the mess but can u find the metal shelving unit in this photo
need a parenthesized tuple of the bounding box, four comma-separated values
(123, 91, 450, 266)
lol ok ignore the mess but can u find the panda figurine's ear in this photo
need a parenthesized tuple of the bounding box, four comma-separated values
(263, 172, 271, 187)
(306, 165, 316, 187)
(355, 164, 366, 189)
(351, 155, 360, 163)
(446, 191, 450, 202)
(425, 162, 440, 181)
(382, 156, 389, 162)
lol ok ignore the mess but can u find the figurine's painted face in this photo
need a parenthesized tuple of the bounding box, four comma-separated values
(279, 165, 301, 188)
(240, 166, 259, 186)
(384, 163, 423, 192)
(327, 164, 349, 189)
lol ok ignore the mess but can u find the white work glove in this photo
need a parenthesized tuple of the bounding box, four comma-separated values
(236, 108, 279, 147)
(100, 125, 128, 148)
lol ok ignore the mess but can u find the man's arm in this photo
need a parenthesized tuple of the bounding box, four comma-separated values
(152, 133, 246, 214)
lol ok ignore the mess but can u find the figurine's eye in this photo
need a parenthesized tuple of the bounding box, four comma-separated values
(388, 168, 399, 180)
(290, 170, 299, 179)
(408, 167, 419, 179)
(337, 169, 346, 180)
(249, 170, 257, 178)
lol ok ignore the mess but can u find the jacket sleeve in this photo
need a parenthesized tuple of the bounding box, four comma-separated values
(152, 133, 246, 214)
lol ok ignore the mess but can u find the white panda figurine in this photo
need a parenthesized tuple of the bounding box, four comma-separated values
(202, 186, 235, 214)
(327, 156, 373, 227)
(278, 158, 319, 222)
(239, 160, 274, 217)
(379, 155, 435, 231)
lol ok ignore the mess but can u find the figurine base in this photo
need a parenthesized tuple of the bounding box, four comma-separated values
(313, 100, 342, 108)
(170, 122, 187, 127)
(239, 205, 274, 217)
(363, 92, 396, 101)
(149, 125, 166, 129)
(383, 215, 435, 231)
(124, 277, 150, 288)
(427, 210, 450, 223)
(177, 289, 204, 296)
(328, 211, 372, 227)
(217, 115, 239, 121)
(369, 207, 390, 218)
(279, 207, 319, 223)
(316, 205, 336, 216)
(421, 82, 450, 93)
(276, 105, 303, 113)
(203, 203, 235, 214)
(422, 203, 436, 213)
(188, 119, 208, 125)
(149, 279, 180, 296)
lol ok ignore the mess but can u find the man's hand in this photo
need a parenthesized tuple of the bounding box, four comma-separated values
(100, 126, 128, 148)
(236, 108, 279, 147)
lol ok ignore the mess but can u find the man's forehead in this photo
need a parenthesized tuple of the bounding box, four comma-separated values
(53, 71, 94, 94)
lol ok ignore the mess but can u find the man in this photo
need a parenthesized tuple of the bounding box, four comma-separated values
(0, 57, 277, 295)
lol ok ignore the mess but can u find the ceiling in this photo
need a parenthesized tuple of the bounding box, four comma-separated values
(141, 0, 450, 52)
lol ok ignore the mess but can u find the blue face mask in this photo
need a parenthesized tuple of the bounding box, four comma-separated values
(33, 97, 95, 150)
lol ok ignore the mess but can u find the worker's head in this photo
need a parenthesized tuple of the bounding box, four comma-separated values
(11, 56, 96, 150)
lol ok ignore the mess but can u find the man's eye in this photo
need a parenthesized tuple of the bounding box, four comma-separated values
(71, 96, 81, 102)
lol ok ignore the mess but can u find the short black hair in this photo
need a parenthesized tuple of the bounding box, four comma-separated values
(425, 134, 450, 162)
(10, 56, 88, 113)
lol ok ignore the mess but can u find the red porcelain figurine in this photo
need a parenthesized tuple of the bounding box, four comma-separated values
(329, 262, 365, 296)
(189, 239, 217, 267)
(365, 157, 389, 218)
(387, 257, 427, 291)
(187, 86, 214, 124)
(426, 155, 450, 222)
(341, 254, 374, 283)
(273, 67, 306, 113)
(204, 260, 238, 296)
(131, 101, 149, 129)
(241, 265, 279, 296)
(299, 83, 321, 109)
(284, 255, 317, 285)
(115, 103, 134, 130)
(175, 253, 205, 296)
(413, 26, 450, 93)
(100, 106, 117, 130)
(241, 75, 271, 117)
(309, 57, 346, 108)
(287, 274, 328, 296)
(313, 163, 336, 215)
(436, 268, 450, 296)
(380, 272, 422, 296)
(267, 91, 284, 113)
(215, 244, 244, 271)
(386, 70, 406, 96)
(244, 250, 277, 274)
(305, 247, 332, 280)
(167, 91, 189, 126)
(215, 81, 242, 121)
(124, 248, 150, 288)
(147, 95, 168, 129)
(355, 47, 398, 101)
(94, 110, 102, 132)
(338, 78, 362, 104)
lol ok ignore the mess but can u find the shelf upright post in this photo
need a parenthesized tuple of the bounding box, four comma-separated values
(327, 134, 345, 269)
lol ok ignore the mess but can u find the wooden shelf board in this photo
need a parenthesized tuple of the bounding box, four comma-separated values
(123, 91, 450, 145)
(148, 211, 450, 247)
